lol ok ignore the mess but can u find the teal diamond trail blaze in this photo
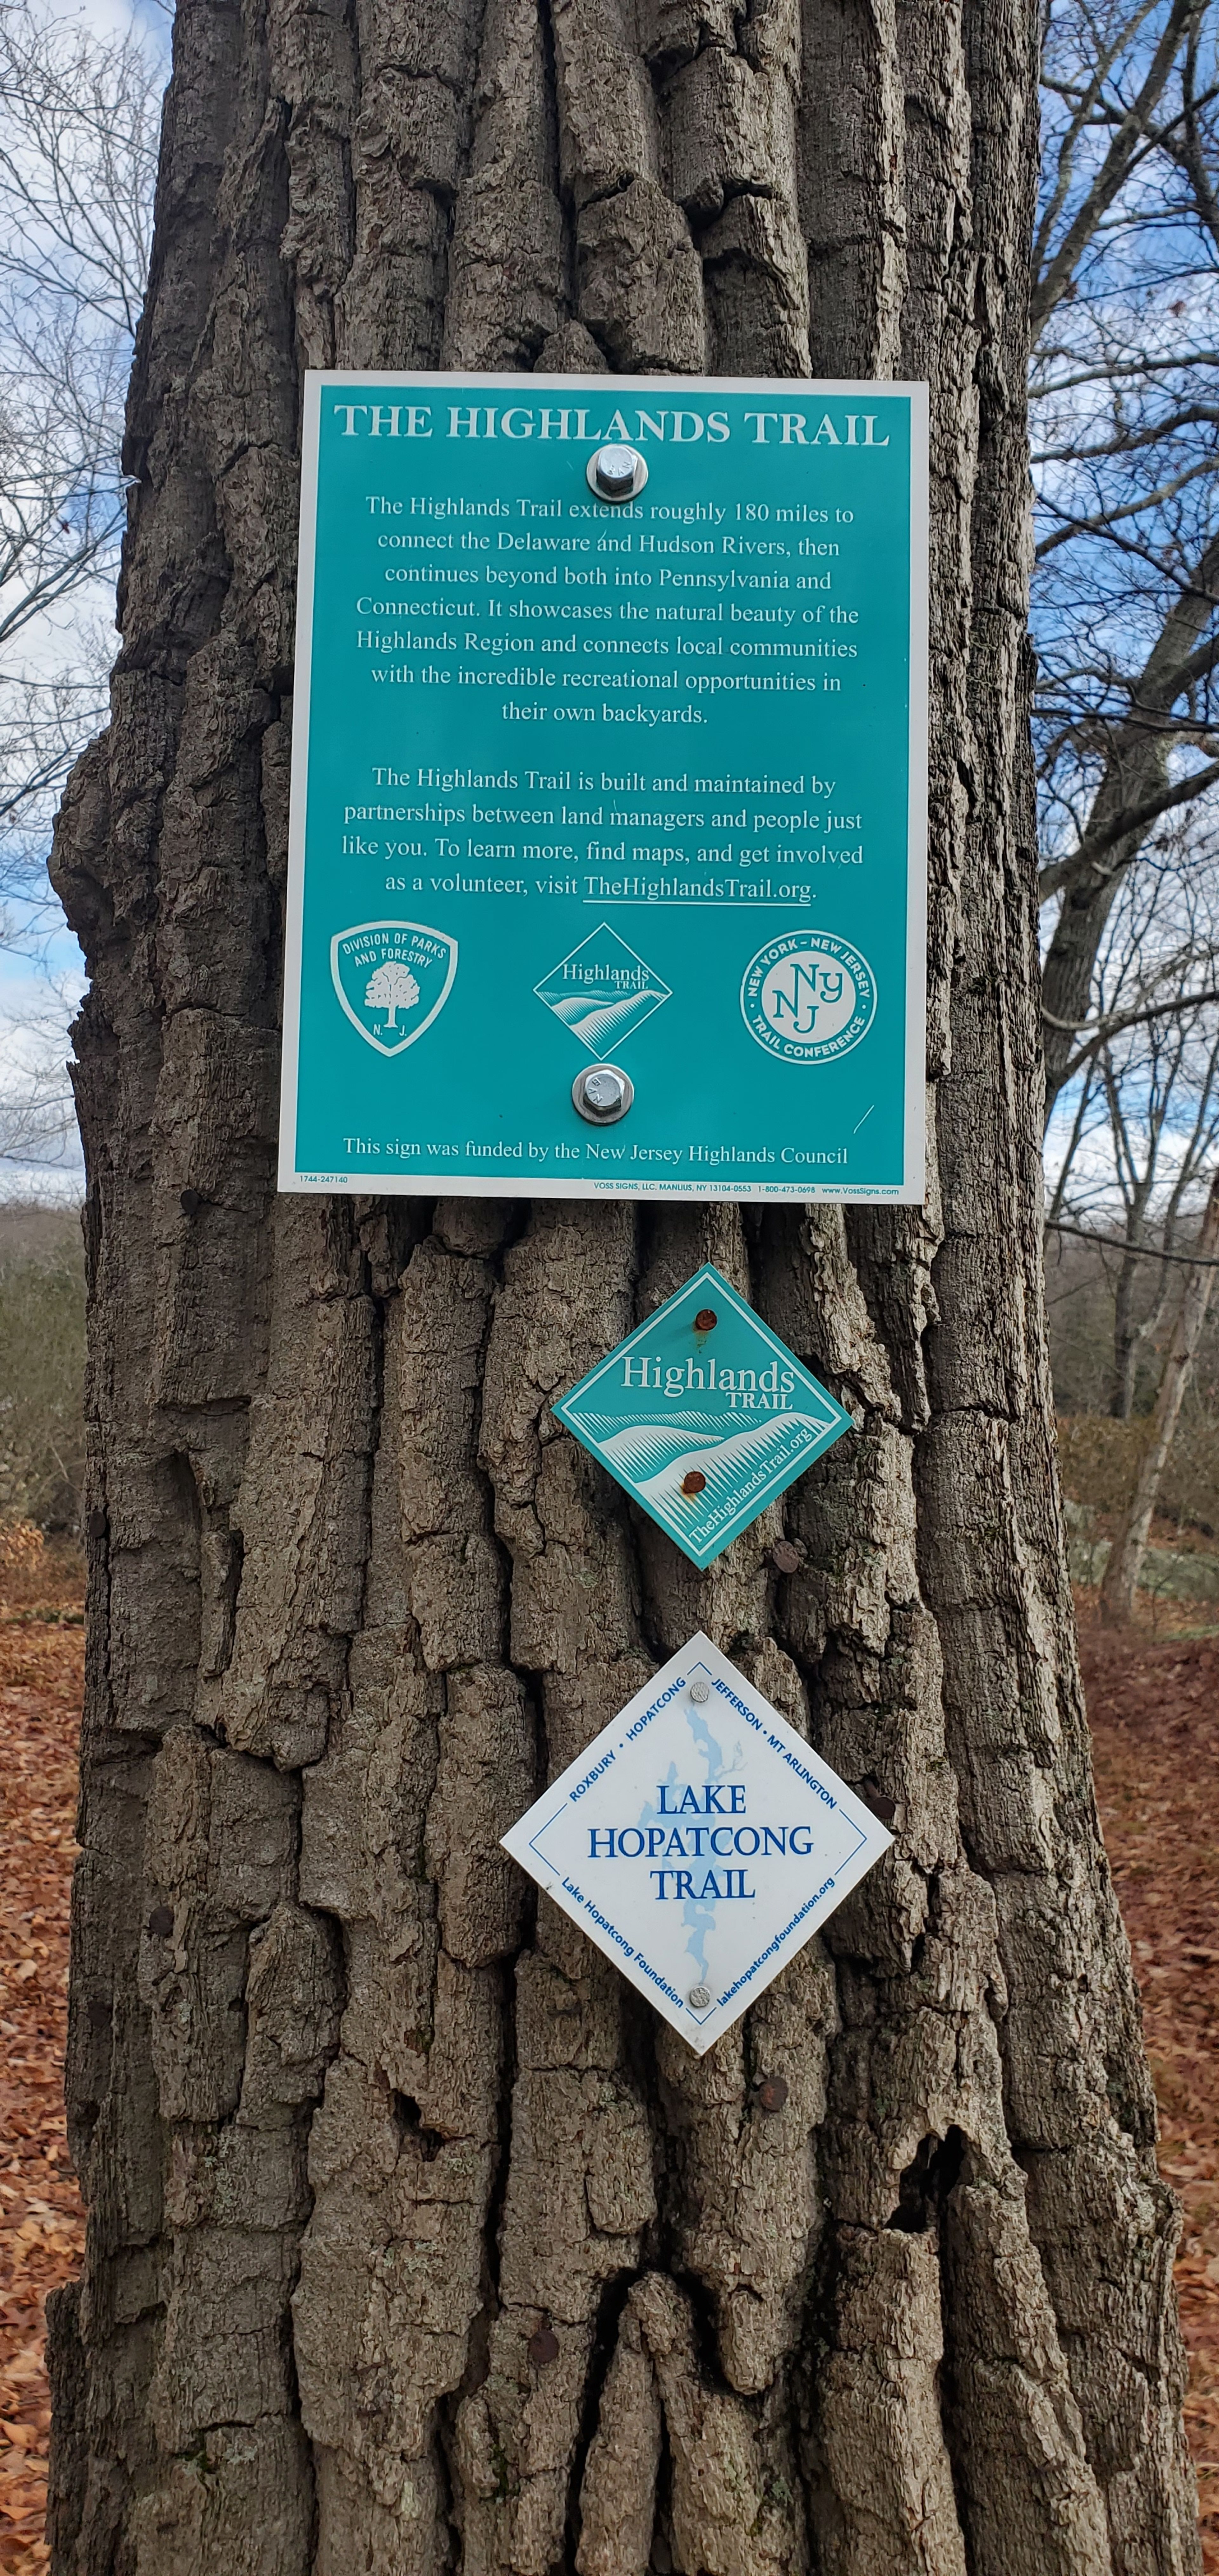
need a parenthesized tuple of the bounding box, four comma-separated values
(552, 1263, 853, 1568)
(534, 922, 671, 1056)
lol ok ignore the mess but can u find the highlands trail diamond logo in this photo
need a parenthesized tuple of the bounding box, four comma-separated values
(501, 1632, 893, 2053)
(552, 1264, 853, 1567)
(535, 922, 671, 1055)
(331, 920, 458, 1057)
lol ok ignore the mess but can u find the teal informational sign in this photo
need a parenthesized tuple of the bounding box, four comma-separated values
(280, 371, 928, 1203)
(552, 1264, 852, 1567)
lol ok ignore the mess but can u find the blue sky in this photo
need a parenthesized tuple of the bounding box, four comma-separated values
(0, 0, 168, 1198)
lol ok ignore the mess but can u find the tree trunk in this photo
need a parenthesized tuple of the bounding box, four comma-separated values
(46, 1, 1201, 2572)
(1099, 1170, 1219, 1629)
(1110, 1248, 1141, 1421)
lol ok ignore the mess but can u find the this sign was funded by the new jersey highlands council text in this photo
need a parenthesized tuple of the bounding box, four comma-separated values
(501, 1633, 893, 2053)
(279, 371, 929, 1203)
(553, 1263, 853, 1567)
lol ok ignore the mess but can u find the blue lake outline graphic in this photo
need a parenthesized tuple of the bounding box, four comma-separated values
(527, 1657, 869, 2032)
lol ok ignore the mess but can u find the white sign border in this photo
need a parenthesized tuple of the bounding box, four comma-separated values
(500, 1630, 893, 2054)
(278, 369, 929, 1206)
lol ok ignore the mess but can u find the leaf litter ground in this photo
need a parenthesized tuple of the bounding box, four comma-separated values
(1080, 1614, 1219, 2567)
(1, 1538, 1217, 2567)
(0, 1534, 84, 2576)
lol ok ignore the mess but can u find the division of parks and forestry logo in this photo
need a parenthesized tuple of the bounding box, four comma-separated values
(741, 931, 876, 1063)
(330, 921, 458, 1057)
(553, 1262, 854, 1568)
(534, 923, 671, 1054)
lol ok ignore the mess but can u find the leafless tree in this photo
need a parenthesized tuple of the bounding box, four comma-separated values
(1046, 843, 1219, 1408)
(0, 1046, 75, 1168)
(1099, 1163, 1219, 1618)
(1100, 1013, 1219, 1407)
(0, 0, 160, 958)
(1033, 0, 1219, 1115)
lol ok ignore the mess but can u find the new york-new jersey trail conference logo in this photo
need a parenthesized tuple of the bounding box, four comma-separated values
(330, 921, 458, 1057)
(740, 931, 876, 1064)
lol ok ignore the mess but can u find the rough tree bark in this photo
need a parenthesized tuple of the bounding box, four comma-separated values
(44, 0, 1201, 2570)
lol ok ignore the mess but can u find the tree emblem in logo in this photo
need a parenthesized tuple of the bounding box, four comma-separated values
(363, 959, 419, 1028)
(740, 931, 876, 1063)
(330, 921, 458, 1057)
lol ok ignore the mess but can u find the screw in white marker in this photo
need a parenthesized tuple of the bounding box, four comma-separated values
(687, 1984, 712, 2010)
(688, 1677, 710, 1704)
(587, 443, 648, 504)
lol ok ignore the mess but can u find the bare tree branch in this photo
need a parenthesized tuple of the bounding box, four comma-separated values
(1039, 759, 1219, 898)
(0, 2, 160, 937)
(1046, 1216, 1219, 1267)
(1031, 0, 1206, 336)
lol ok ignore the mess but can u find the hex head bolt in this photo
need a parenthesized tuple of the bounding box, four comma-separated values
(572, 1063, 634, 1123)
(587, 443, 648, 503)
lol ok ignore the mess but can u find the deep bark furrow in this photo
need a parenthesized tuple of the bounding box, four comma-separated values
(48, 0, 1201, 2567)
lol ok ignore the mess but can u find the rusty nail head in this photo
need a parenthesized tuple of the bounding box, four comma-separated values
(757, 2076, 789, 2114)
(680, 1470, 707, 1496)
(693, 1308, 717, 1332)
(529, 2326, 559, 2366)
(770, 1540, 800, 1575)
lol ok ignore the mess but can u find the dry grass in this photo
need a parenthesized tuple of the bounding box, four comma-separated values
(0, 1215, 85, 1534)
(1072, 1574, 1219, 1644)
(1058, 1407, 1219, 1548)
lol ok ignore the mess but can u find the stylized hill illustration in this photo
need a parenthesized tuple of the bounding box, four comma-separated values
(543, 986, 668, 1051)
(586, 1410, 832, 1502)
(581, 1413, 730, 1480)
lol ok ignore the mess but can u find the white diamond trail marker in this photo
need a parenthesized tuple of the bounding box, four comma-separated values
(501, 1633, 893, 2055)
